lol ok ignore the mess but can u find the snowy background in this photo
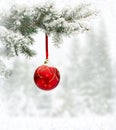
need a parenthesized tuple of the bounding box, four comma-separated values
(0, 0, 116, 129)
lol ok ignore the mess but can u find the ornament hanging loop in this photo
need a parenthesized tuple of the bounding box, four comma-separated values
(44, 33, 49, 64)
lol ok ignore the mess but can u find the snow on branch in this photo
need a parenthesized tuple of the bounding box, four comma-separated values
(0, 26, 36, 57)
(0, 3, 97, 57)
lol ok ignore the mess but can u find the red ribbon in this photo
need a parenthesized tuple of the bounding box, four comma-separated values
(45, 33, 48, 60)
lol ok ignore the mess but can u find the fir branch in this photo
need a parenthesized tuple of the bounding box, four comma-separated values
(0, 3, 97, 58)
(0, 59, 12, 78)
(14, 44, 18, 56)
(0, 27, 36, 57)
(20, 45, 36, 57)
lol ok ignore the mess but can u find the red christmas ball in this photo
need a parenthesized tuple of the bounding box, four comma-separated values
(34, 65, 60, 91)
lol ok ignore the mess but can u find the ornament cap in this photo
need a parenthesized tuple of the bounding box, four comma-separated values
(44, 59, 49, 64)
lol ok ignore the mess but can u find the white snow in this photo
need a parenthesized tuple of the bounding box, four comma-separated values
(0, 115, 116, 130)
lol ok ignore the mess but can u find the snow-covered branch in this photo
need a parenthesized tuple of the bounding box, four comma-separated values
(0, 3, 97, 57)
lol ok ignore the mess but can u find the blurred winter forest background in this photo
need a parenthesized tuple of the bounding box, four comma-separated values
(0, 0, 116, 118)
